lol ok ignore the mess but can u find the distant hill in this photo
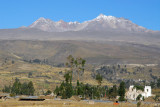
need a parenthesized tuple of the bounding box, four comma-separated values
(0, 40, 160, 65)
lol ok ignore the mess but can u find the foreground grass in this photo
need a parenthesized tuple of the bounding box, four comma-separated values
(0, 99, 137, 107)
(1, 99, 160, 107)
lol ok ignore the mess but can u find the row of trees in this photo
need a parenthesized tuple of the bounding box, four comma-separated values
(54, 79, 107, 99)
(54, 55, 126, 101)
(2, 78, 35, 96)
(54, 72, 126, 100)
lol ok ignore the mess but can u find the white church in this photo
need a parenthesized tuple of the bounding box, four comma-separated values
(125, 85, 152, 100)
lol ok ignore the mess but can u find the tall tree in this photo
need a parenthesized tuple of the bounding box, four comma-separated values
(64, 71, 72, 83)
(66, 55, 86, 82)
(96, 73, 103, 86)
(11, 78, 21, 95)
(66, 55, 75, 83)
(118, 81, 126, 101)
(157, 78, 160, 88)
(21, 82, 29, 95)
(75, 57, 86, 81)
(108, 85, 118, 99)
(28, 81, 35, 95)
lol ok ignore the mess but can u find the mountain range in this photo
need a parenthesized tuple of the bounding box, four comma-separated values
(0, 14, 160, 66)
(0, 14, 159, 45)
(28, 14, 153, 32)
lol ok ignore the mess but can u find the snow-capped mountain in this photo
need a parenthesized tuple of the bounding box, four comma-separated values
(28, 14, 150, 32)
(0, 14, 159, 45)
(85, 14, 148, 32)
(29, 17, 58, 32)
(29, 17, 81, 32)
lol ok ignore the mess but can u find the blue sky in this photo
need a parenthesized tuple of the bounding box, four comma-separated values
(0, 0, 160, 30)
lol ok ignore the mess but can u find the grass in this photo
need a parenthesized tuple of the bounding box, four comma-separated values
(0, 99, 137, 107)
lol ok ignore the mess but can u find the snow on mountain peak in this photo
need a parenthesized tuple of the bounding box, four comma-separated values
(31, 17, 48, 25)
(68, 21, 80, 25)
(95, 14, 116, 21)
(38, 17, 46, 20)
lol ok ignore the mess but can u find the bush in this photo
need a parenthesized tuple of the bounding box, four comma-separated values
(134, 85, 144, 91)
(137, 101, 141, 107)
(10, 93, 16, 97)
(136, 94, 142, 101)
(45, 90, 52, 95)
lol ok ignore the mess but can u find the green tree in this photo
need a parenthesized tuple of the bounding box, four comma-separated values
(28, 81, 35, 95)
(55, 70, 73, 99)
(2, 85, 11, 93)
(136, 94, 142, 101)
(75, 80, 84, 96)
(11, 78, 21, 95)
(157, 78, 160, 88)
(66, 55, 75, 72)
(108, 85, 118, 99)
(118, 81, 126, 101)
(74, 58, 86, 81)
(65, 55, 86, 82)
(3, 79, 35, 96)
(54, 86, 60, 96)
(64, 71, 72, 84)
(66, 55, 75, 83)
(134, 85, 144, 91)
(65, 83, 73, 98)
(21, 82, 29, 95)
(45, 90, 52, 95)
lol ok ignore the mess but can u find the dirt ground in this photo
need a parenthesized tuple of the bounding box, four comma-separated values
(0, 99, 159, 107)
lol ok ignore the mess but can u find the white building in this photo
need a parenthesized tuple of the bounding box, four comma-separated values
(125, 85, 152, 100)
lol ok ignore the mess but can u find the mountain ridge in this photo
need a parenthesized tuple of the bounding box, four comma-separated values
(28, 14, 155, 32)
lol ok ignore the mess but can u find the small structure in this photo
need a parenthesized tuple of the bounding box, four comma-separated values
(19, 98, 45, 101)
(113, 101, 119, 105)
(125, 85, 152, 100)
(0, 93, 9, 100)
(0, 95, 7, 100)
